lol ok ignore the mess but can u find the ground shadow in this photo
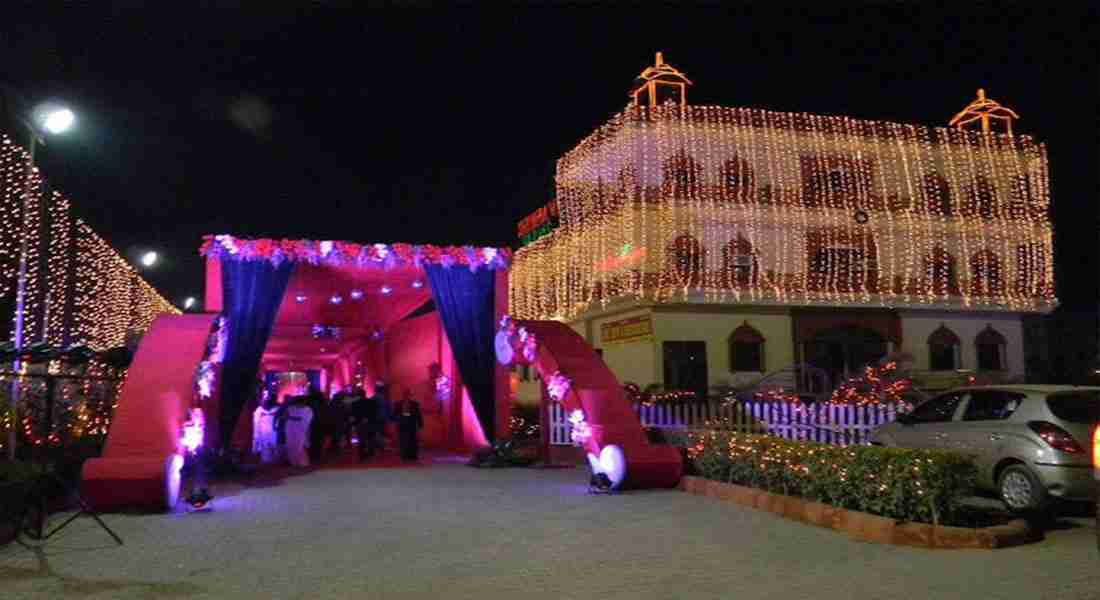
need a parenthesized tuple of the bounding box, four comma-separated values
(1, 543, 204, 597)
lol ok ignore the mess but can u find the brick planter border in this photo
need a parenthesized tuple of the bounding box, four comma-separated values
(680, 476, 1039, 549)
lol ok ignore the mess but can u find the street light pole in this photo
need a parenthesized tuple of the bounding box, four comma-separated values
(8, 133, 36, 460)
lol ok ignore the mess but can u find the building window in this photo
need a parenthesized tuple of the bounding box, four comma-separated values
(969, 250, 1005, 296)
(663, 341, 708, 399)
(667, 234, 704, 284)
(975, 325, 1007, 371)
(729, 322, 765, 372)
(963, 175, 997, 219)
(924, 246, 958, 296)
(927, 324, 961, 371)
(721, 237, 756, 286)
(720, 157, 754, 202)
(1015, 243, 1047, 297)
(661, 150, 702, 199)
(808, 247, 871, 292)
(923, 172, 953, 216)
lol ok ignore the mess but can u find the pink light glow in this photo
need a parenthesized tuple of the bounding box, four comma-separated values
(295, 293, 307, 303)
(411, 280, 424, 289)
(380, 285, 393, 295)
(350, 289, 364, 300)
(330, 294, 343, 304)
(181, 408, 205, 454)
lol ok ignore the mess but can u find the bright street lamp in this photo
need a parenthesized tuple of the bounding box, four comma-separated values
(141, 251, 158, 268)
(41, 107, 75, 135)
(183, 297, 196, 310)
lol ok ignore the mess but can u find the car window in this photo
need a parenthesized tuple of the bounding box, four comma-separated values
(1046, 391, 1100, 424)
(963, 390, 1026, 421)
(908, 392, 966, 424)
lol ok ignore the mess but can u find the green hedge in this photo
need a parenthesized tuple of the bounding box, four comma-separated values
(689, 430, 977, 526)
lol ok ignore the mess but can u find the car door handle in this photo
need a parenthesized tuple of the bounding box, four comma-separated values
(989, 434, 1003, 441)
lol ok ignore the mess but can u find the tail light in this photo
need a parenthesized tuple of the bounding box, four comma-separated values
(1028, 421, 1084, 454)
(1094, 425, 1100, 466)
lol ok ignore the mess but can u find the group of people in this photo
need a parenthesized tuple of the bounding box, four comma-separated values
(251, 381, 424, 468)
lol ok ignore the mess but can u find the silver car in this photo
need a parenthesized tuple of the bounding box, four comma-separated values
(870, 385, 1098, 512)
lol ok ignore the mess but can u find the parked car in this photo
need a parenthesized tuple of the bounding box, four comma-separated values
(870, 385, 1098, 512)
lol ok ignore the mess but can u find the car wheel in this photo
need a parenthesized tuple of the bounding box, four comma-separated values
(998, 464, 1047, 513)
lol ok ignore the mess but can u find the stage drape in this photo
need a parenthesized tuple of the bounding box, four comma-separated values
(425, 265, 497, 441)
(218, 259, 295, 448)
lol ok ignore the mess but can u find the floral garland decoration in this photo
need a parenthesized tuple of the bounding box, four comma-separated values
(517, 326, 537, 363)
(194, 317, 227, 400)
(568, 409, 591, 445)
(546, 371, 572, 402)
(434, 374, 452, 404)
(200, 234, 512, 272)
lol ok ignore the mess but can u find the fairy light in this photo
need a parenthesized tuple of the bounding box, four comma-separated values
(0, 134, 179, 352)
(509, 63, 1054, 321)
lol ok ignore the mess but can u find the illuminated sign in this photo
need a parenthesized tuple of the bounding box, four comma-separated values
(600, 315, 653, 345)
(517, 200, 560, 246)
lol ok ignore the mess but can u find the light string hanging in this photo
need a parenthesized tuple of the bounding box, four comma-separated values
(511, 101, 1055, 321)
(0, 133, 180, 352)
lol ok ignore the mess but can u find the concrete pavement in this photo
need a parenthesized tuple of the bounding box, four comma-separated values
(2, 462, 1097, 599)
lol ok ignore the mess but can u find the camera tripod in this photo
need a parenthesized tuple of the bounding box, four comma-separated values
(19, 466, 122, 546)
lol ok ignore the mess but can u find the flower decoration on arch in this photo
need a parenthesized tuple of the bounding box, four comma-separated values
(200, 235, 512, 272)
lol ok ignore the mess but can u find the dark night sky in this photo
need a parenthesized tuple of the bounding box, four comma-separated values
(2, 2, 1097, 313)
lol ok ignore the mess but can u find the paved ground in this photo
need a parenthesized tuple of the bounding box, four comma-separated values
(3, 460, 1098, 600)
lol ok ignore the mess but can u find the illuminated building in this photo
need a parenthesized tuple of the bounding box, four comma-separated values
(510, 54, 1053, 395)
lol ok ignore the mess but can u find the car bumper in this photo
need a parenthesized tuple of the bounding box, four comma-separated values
(1034, 462, 1096, 501)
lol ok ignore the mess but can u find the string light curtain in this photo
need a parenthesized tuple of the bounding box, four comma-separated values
(510, 103, 1055, 320)
(0, 134, 179, 351)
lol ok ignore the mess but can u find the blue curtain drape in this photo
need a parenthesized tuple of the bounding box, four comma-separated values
(424, 265, 497, 441)
(219, 260, 295, 449)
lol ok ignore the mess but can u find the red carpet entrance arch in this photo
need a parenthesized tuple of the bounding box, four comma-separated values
(498, 319, 683, 489)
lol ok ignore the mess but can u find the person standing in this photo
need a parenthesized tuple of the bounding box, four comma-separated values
(252, 398, 280, 464)
(285, 395, 314, 467)
(351, 388, 379, 462)
(307, 386, 328, 463)
(394, 390, 424, 462)
(325, 389, 350, 454)
(372, 382, 391, 455)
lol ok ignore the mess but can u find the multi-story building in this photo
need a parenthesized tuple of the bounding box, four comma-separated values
(509, 54, 1055, 399)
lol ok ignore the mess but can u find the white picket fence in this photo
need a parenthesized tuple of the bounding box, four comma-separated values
(548, 401, 897, 447)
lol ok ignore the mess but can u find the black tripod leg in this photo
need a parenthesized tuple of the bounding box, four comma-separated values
(42, 494, 123, 545)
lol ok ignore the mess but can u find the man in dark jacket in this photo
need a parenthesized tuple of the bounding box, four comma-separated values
(307, 386, 328, 463)
(394, 390, 424, 462)
(351, 389, 379, 461)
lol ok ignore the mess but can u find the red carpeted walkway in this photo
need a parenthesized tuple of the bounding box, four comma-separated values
(521, 321, 682, 488)
(82, 314, 217, 511)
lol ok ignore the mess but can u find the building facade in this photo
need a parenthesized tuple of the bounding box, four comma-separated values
(509, 56, 1054, 399)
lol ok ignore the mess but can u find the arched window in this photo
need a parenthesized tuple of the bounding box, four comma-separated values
(1015, 243, 1048, 297)
(729, 322, 765, 372)
(616, 165, 638, 205)
(963, 175, 997, 219)
(975, 325, 1007, 371)
(927, 324, 961, 371)
(719, 157, 754, 203)
(721, 236, 757, 286)
(667, 234, 704, 284)
(969, 249, 1005, 296)
(924, 247, 958, 296)
(923, 173, 952, 216)
(661, 151, 702, 200)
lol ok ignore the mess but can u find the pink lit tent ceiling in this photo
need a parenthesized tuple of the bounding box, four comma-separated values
(202, 235, 513, 452)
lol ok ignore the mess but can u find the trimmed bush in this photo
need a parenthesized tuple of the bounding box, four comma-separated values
(688, 430, 976, 526)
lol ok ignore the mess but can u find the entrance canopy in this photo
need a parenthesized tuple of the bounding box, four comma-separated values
(200, 235, 512, 450)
